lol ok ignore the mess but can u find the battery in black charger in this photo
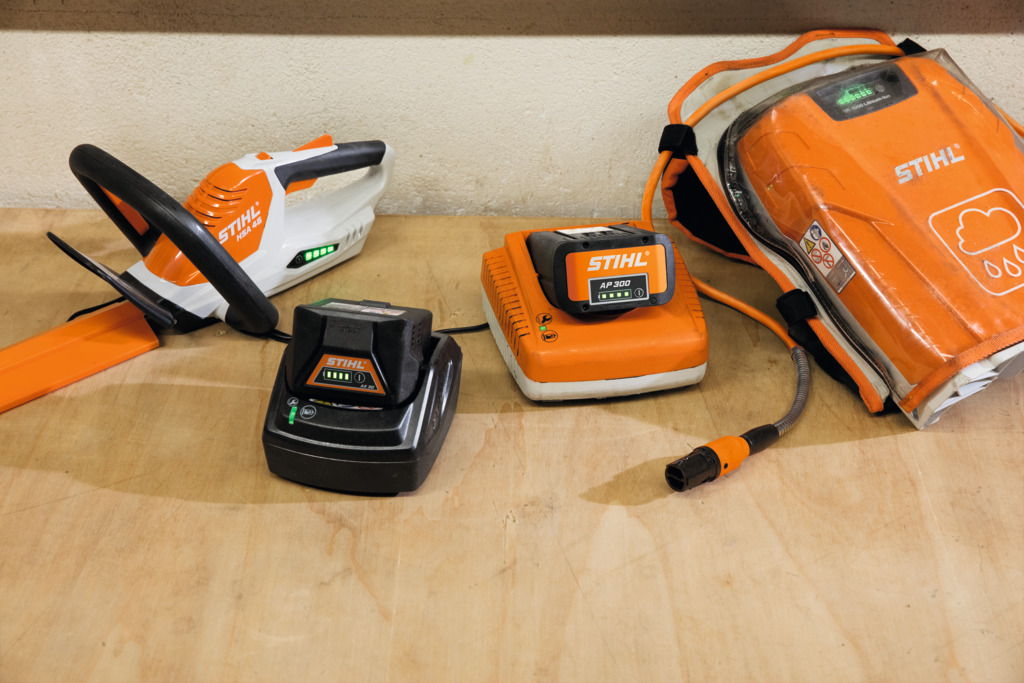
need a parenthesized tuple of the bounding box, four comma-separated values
(262, 299, 462, 495)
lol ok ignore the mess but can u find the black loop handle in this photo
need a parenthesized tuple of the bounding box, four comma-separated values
(69, 144, 278, 335)
(274, 140, 388, 190)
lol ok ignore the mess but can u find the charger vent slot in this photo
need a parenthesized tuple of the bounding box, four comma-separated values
(482, 251, 530, 357)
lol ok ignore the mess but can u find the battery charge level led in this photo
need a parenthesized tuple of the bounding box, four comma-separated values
(304, 245, 337, 262)
(598, 290, 632, 301)
(323, 370, 351, 382)
(837, 83, 874, 106)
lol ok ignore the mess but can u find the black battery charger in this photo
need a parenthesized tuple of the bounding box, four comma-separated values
(261, 299, 462, 495)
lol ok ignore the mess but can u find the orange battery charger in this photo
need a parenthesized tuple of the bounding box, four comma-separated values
(481, 222, 708, 400)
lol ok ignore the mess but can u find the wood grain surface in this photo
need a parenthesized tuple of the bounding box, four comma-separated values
(1, 209, 1022, 682)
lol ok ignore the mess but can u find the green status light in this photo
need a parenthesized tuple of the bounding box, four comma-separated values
(837, 83, 874, 107)
(323, 370, 351, 382)
(304, 244, 337, 262)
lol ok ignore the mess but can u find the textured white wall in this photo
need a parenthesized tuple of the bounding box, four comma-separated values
(1, 29, 1022, 217)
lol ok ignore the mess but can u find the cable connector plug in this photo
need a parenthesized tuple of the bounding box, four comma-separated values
(665, 436, 747, 491)
(665, 425, 782, 492)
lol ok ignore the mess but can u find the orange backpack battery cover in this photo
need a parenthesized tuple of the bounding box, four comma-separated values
(720, 54, 1024, 424)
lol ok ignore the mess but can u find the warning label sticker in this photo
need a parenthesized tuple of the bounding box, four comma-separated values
(801, 221, 855, 293)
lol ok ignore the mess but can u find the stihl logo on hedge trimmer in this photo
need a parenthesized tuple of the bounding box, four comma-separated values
(218, 202, 263, 244)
